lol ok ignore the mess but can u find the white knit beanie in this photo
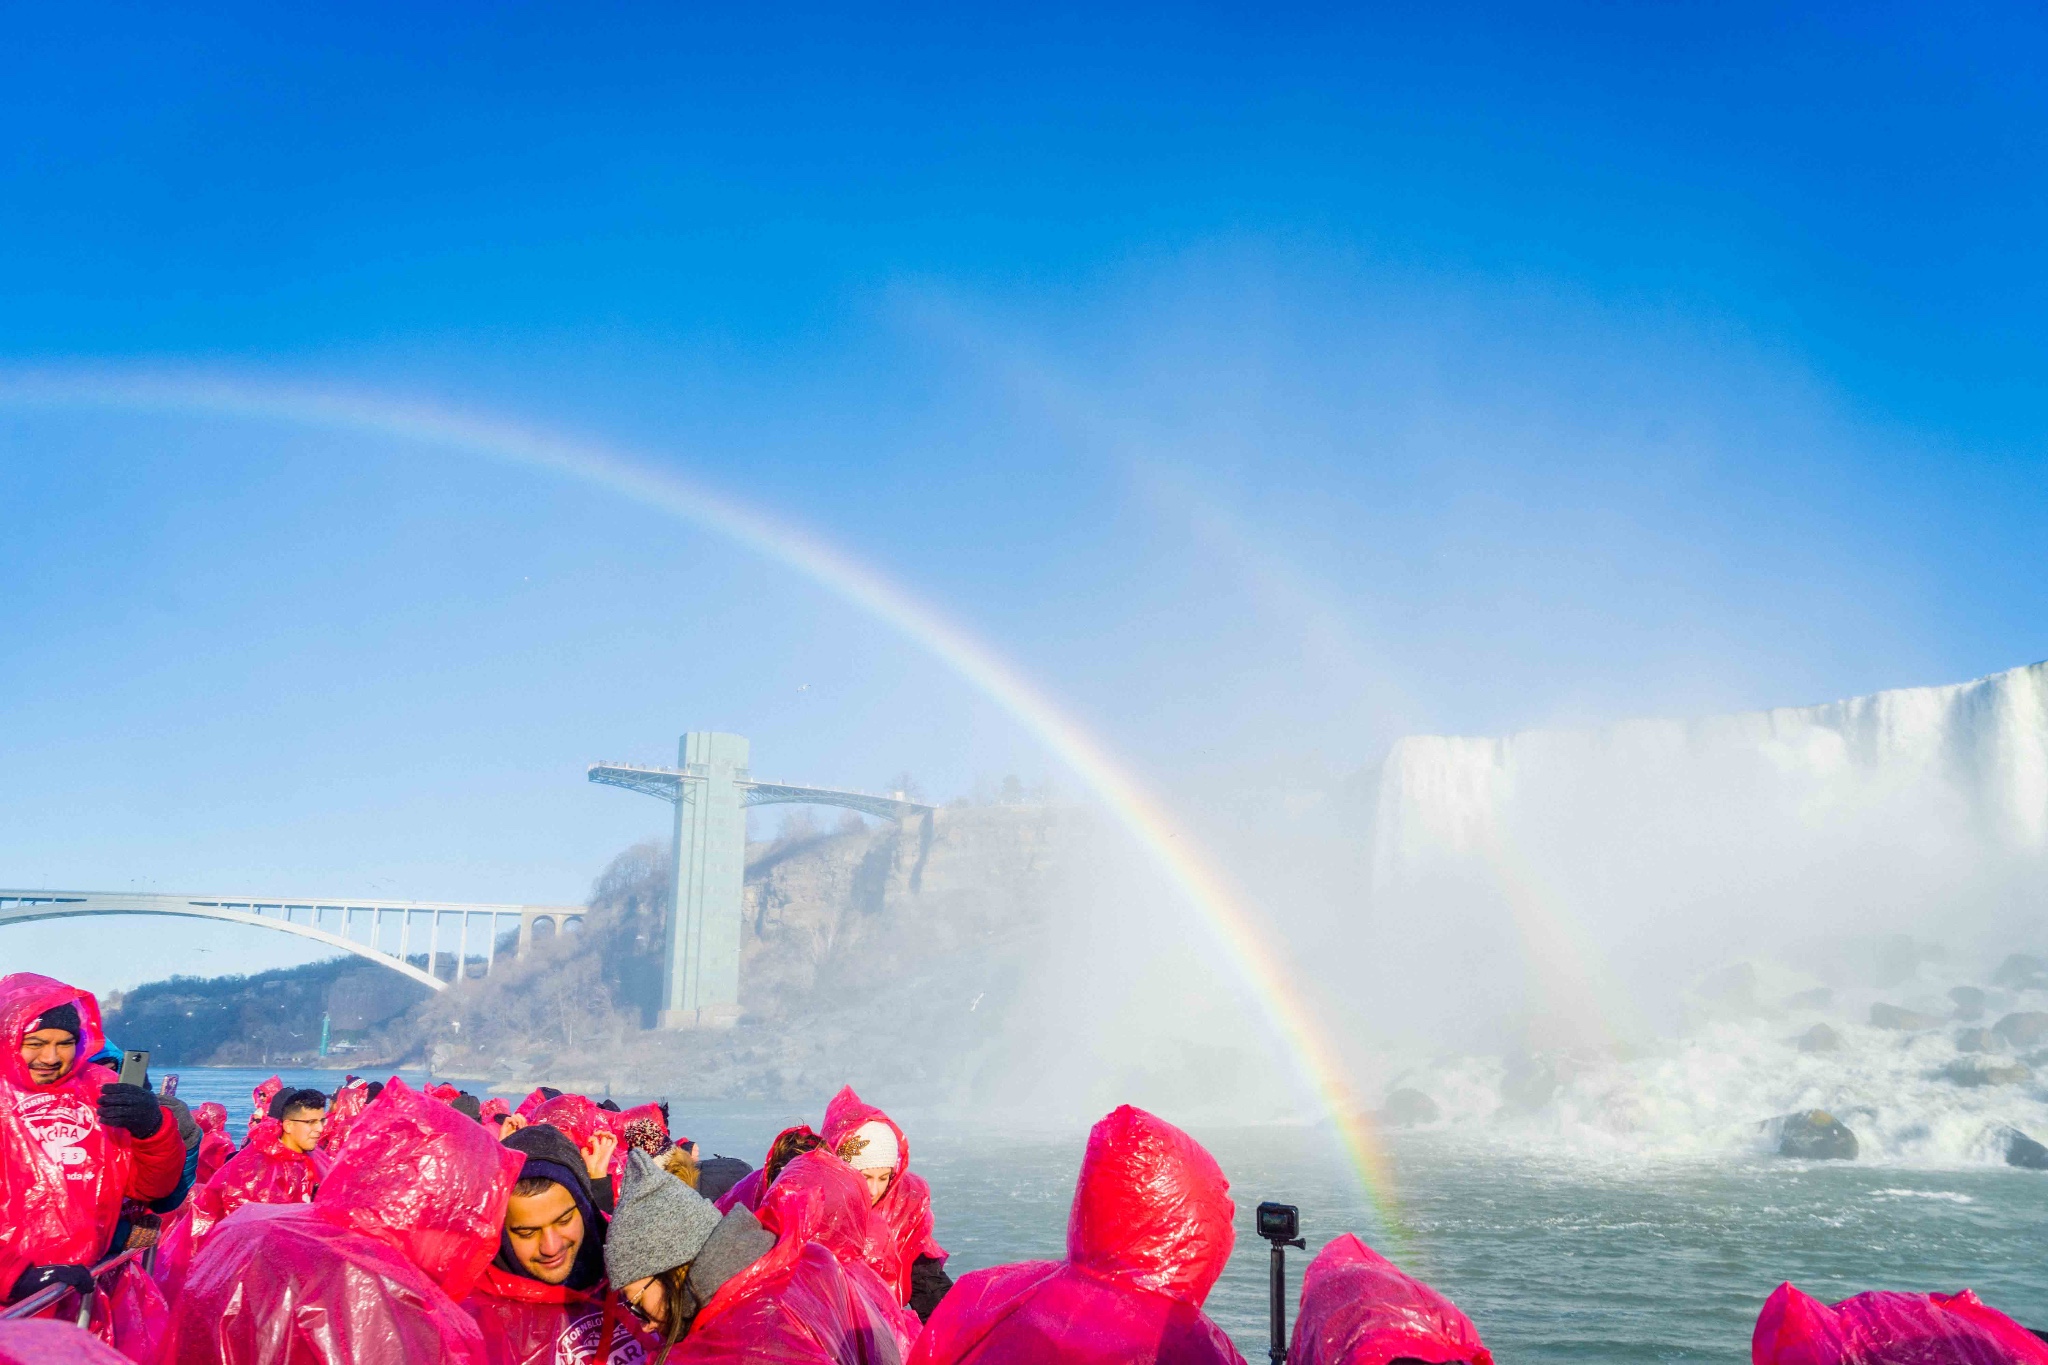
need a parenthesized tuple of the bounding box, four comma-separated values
(840, 1119, 899, 1172)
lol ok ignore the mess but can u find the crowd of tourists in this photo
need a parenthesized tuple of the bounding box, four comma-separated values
(4, 970, 2046, 1365)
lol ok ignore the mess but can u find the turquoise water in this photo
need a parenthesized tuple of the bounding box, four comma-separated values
(169, 1069, 2048, 1361)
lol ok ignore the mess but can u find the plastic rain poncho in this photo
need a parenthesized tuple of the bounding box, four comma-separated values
(1289, 1234, 1492, 1365)
(821, 1088, 944, 1302)
(88, 1254, 169, 1363)
(153, 1115, 330, 1303)
(1753, 1283, 2048, 1365)
(909, 1105, 1245, 1365)
(666, 1235, 908, 1364)
(0, 1320, 132, 1365)
(757, 1150, 923, 1358)
(320, 1078, 371, 1154)
(191, 1102, 235, 1186)
(462, 1263, 653, 1365)
(530, 1094, 603, 1149)
(248, 1076, 283, 1139)
(158, 1076, 523, 1365)
(0, 973, 186, 1297)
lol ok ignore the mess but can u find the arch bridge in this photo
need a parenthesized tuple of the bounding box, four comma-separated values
(0, 890, 586, 992)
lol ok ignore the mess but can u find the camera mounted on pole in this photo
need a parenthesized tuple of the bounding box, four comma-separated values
(1257, 1202, 1306, 1364)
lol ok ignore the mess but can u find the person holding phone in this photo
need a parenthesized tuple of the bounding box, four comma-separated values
(0, 973, 186, 1305)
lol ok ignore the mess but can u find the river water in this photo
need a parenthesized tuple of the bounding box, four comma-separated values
(167, 1065, 2048, 1362)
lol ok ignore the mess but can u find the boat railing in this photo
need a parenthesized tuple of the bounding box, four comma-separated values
(0, 1246, 151, 1327)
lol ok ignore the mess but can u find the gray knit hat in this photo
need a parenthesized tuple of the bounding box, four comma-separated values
(604, 1147, 723, 1288)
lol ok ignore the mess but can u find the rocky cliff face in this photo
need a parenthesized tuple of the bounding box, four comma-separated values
(416, 803, 1073, 1103)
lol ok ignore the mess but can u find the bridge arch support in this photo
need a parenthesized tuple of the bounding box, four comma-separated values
(0, 891, 585, 993)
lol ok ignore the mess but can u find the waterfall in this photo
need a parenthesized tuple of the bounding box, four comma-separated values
(1358, 660, 2048, 1043)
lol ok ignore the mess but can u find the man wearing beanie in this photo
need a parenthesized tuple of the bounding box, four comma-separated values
(0, 974, 186, 1305)
(461, 1122, 655, 1364)
(606, 1148, 912, 1360)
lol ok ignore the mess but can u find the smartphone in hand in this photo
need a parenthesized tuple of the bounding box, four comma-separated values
(117, 1048, 150, 1088)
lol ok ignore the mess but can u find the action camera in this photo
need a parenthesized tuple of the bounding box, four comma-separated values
(1256, 1201, 1301, 1245)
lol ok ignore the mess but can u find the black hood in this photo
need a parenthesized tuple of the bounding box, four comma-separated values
(497, 1122, 607, 1290)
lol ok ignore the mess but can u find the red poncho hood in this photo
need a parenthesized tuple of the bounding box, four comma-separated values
(1067, 1104, 1234, 1305)
(0, 972, 105, 1088)
(906, 1105, 1243, 1365)
(822, 1085, 945, 1268)
(321, 1078, 371, 1153)
(313, 1076, 524, 1299)
(756, 1150, 923, 1357)
(250, 1075, 283, 1135)
(1753, 1283, 2048, 1365)
(759, 1149, 899, 1278)
(1291, 1234, 1493, 1365)
(529, 1093, 602, 1148)
(822, 1087, 908, 1190)
(193, 1102, 229, 1135)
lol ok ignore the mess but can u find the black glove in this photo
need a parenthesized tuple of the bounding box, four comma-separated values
(7, 1263, 94, 1304)
(97, 1082, 165, 1139)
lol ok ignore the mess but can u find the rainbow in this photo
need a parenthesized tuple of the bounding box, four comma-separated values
(0, 368, 1403, 1233)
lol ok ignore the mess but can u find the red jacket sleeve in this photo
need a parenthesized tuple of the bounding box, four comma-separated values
(125, 1117, 188, 1202)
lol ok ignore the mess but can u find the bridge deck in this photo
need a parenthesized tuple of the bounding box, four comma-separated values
(0, 890, 586, 992)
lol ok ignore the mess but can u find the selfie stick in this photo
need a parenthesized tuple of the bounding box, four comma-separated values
(1257, 1202, 1306, 1364)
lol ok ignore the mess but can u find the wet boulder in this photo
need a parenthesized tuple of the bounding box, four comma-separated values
(1938, 1059, 2032, 1087)
(1948, 986, 1987, 1021)
(1955, 1027, 1997, 1053)
(2002, 1127, 2048, 1170)
(1991, 954, 2048, 990)
(1773, 1110, 1859, 1160)
(1870, 1003, 1945, 1031)
(1797, 1024, 1843, 1053)
(1379, 1088, 1441, 1127)
(1991, 1011, 2048, 1048)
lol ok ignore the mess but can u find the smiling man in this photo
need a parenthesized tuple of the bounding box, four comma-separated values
(0, 973, 185, 1306)
(461, 1122, 649, 1365)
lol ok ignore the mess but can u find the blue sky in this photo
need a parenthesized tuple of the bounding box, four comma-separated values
(3, 3, 2045, 992)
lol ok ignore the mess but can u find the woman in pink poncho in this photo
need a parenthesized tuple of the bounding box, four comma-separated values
(1289, 1234, 1492, 1365)
(821, 1087, 951, 1319)
(1753, 1282, 2048, 1365)
(910, 1104, 1244, 1365)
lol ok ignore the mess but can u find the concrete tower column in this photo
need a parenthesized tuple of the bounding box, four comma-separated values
(659, 731, 748, 1028)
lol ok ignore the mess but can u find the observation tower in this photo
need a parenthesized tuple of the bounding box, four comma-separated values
(589, 732, 932, 1029)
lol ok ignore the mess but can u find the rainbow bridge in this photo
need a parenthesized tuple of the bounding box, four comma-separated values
(0, 890, 585, 992)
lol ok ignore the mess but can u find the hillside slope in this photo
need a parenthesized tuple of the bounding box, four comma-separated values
(419, 803, 1072, 1102)
(103, 957, 429, 1066)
